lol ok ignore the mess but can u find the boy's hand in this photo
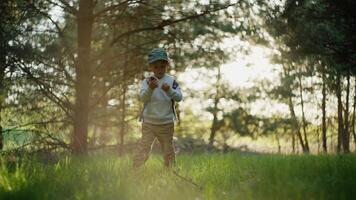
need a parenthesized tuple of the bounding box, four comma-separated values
(148, 79, 158, 89)
(161, 83, 170, 92)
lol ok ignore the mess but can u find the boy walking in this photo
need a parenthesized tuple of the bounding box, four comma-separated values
(133, 48, 183, 168)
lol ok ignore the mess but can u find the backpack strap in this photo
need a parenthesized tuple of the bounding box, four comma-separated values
(171, 79, 179, 122)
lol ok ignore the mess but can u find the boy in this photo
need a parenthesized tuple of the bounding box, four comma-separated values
(133, 48, 183, 168)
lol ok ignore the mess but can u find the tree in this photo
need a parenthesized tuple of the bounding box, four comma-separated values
(260, 0, 356, 153)
(11, 0, 253, 154)
(0, 0, 47, 150)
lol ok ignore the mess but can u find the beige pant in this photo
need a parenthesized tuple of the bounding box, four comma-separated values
(133, 122, 175, 167)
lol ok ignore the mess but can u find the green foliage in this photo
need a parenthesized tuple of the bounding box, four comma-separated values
(264, 0, 356, 75)
(223, 107, 260, 137)
(0, 153, 356, 200)
(1, 129, 34, 150)
(0, 0, 259, 152)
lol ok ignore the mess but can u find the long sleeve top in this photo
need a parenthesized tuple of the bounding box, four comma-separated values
(139, 74, 182, 124)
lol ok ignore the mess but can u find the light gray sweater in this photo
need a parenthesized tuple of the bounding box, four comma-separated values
(140, 74, 183, 124)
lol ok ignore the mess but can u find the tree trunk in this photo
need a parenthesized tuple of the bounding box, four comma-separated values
(316, 127, 320, 153)
(208, 101, 219, 148)
(342, 68, 350, 153)
(0, 51, 5, 150)
(118, 81, 127, 155)
(88, 125, 98, 147)
(72, 0, 94, 154)
(351, 77, 356, 149)
(297, 72, 310, 152)
(208, 66, 221, 149)
(118, 33, 131, 155)
(282, 65, 307, 153)
(275, 132, 281, 153)
(292, 132, 295, 153)
(336, 72, 344, 153)
(288, 95, 307, 153)
(321, 67, 327, 152)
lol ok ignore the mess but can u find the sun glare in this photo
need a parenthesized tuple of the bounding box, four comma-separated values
(178, 46, 279, 90)
(221, 46, 278, 88)
(177, 44, 288, 119)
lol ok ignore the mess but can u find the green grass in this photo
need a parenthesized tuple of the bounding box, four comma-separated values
(0, 152, 355, 200)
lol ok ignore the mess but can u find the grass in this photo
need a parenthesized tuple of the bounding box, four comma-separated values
(0, 152, 355, 200)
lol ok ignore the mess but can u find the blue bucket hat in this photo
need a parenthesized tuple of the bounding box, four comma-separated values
(148, 48, 169, 64)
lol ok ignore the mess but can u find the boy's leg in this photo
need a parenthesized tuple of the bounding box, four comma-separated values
(155, 123, 175, 167)
(133, 123, 156, 167)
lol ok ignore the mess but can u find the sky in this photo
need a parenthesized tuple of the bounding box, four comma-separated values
(177, 39, 344, 125)
(177, 39, 292, 120)
(178, 36, 279, 89)
(221, 46, 279, 88)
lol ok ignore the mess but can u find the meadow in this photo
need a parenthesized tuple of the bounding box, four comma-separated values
(0, 152, 355, 200)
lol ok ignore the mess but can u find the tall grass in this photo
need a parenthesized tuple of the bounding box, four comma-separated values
(0, 152, 355, 200)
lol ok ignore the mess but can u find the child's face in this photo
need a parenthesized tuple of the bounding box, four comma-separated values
(149, 60, 168, 78)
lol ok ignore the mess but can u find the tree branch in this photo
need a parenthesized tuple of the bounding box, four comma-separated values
(17, 63, 74, 120)
(29, 1, 77, 64)
(109, 3, 237, 46)
(47, 0, 78, 16)
(93, 0, 133, 18)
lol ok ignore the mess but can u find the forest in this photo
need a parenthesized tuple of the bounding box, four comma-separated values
(0, 0, 356, 199)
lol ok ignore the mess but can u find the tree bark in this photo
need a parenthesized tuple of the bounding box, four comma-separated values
(336, 72, 344, 153)
(72, 0, 94, 154)
(0, 50, 5, 150)
(208, 99, 219, 148)
(342, 68, 350, 153)
(316, 127, 320, 153)
(118, 79, 127, 155)
(288, 95, 308, 153)
(297, 72, 310, 152)
(351, 77, 356, 149)
(275, 132, 281, 153)
(283, 65, 307, 153)
(117, 31, 131, 155)
(321, 67, 327, 152)
(292, 132, 295, 153)
(208, 66, 221, 149)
